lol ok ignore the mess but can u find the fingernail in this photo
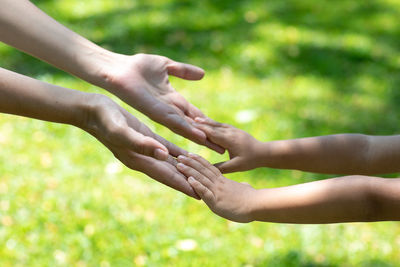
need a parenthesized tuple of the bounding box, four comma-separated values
(188, 152, 196, 158)
(177, 163, 186, 169)
(154, 148, 168, 160)
(188, 176, 195, 182)
(177, 155, 187, 161)
(195, 117, 205, 123)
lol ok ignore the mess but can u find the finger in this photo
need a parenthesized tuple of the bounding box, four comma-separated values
(166, 154, 178, 167)
(177, 155, 216, 181)
(192, 122, 228, 148)
(157, 108, 226, 154)
(130, 90, 222, 154)
(118, 107, 171, 160)
(170, 93, 191, 117)
(188, 103, 205, 119)
(152, 134, 188, 157)
(156, 105, 208, 144)
(127, 152, 200, 199)
(170, 96, 224, 152)
(176, 163, 213, 188)
(195, 117, 224, 127)
(204, 139, 226, 154)
(187, 153, 221, 177)
(214, 158, 243, 174)
(167, 91, 204, 120)
(188, 177, 214, 203)
(122, 87, 207, 145)
(167, 60, 205, 80)
(123, 128, 169, 161)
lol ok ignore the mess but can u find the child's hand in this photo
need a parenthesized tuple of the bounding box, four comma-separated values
(177, 153, 256, 223)
(194, 117, 262, 173)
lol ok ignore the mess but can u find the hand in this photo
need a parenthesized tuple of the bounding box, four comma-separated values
(101, 53, 224, 154)
(176, 153, 256, 223)
(193, 117, 262, 173)
(81, 94, 198, 198)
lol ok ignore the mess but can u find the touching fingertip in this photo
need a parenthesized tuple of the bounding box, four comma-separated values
(177, 155, 186, 161)
(192, 128, 206, 140)
(194, 117, 205, 123)
(154, 148, 169, 160)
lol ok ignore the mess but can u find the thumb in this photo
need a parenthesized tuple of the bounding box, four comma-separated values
(214, 158, 243, 174)
(126, 128, 169, 160)
(167, 60, 205, 80)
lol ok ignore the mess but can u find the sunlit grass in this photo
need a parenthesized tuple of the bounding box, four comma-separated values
(1, 0, 400, 266)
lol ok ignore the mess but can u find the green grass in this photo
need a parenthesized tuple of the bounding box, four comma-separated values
(1, 0, 400, 266)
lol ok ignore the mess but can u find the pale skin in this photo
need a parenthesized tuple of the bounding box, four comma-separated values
(177, 153, 400, 223)
(0, 67, 198, 198)
(0, 0, 223, 198)
(173, 117, 400, 223)
(0, 0, 224, 153)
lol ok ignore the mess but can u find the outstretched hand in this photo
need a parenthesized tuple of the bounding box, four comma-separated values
(193, 117, 262, 173)
(176, 153, 255, 223)
(102, 53, 225, 154)
(82, 94, 198, 198)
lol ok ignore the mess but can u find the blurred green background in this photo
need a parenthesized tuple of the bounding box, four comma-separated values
(1, 0, 400, 266)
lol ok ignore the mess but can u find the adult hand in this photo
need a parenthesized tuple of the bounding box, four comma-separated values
(82, 94, 198, 198)
(100, 53, 225, 154)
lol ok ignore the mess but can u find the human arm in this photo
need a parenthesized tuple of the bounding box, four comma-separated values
(0, 67, 198, 198)
(177, 153, 400, 223)
(194, 117, 400, 175)
(0, 0, 223, 153)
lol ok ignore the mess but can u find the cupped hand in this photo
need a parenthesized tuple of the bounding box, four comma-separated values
(193, 117, 262, 173)
(176, 153, 255, 223)
(81, 94, 198, 198)
(102, 53, 224, 154)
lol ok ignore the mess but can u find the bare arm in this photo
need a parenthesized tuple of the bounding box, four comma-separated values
(177, 153, 400, 223)
(256, 134, 400, 175)
(250, 175, 400, 223)
(0, 67, 88, 126)
(0, 67, 198, 198)
(0, 0, 223, 153)
(0, 0, 106, 84)
(194, 118, 400, 175)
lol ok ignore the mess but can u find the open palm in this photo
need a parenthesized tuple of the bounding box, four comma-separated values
(83, 95, 198, 198)
(104, 53, 224, 154)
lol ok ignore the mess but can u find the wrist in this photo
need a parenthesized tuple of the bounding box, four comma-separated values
(83, 49, 134, 93)
(255, 141, 287, 168)
(71, 42, 125, 91)
(250, 139, 271, 168)
(246, 188, 265, 222)
(72, 92, 107, 131)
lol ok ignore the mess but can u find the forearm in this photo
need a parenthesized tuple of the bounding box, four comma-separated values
(0, 0, 113, 88)
(257, 134, 400, 174)
(250, 176, 400, 224)
(0, 67, 89, 127)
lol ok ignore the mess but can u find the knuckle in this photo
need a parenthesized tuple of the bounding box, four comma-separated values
(133, 139, 146, 155)
(107, 121, 126, 137)
(191, 153, 201, 160)
(134, 136, 158, 156)
(207, 127, 216, 136)
(221, 123, 230, 128)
